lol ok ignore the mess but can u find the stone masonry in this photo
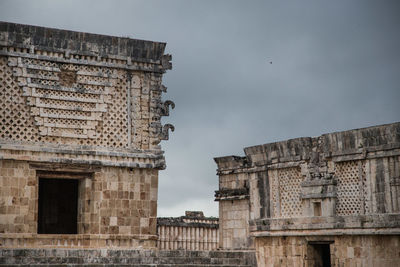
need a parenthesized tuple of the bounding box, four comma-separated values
(215, 122, 400, 266)
(0, 21, 174, 249)
(0, 22, 257, 267)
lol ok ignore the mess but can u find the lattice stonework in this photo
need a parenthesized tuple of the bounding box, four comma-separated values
(0, 55, 135, 148)
(335, 160, 363, 216)
(11, 57, 114, 139)
(275, 167, 303, 218)
(0, 56, 36, 142)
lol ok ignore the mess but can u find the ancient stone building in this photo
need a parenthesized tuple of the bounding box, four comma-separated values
(215, 122, 400, 266)
(0, 22, 257, 267)
(0, 21, 174, 249)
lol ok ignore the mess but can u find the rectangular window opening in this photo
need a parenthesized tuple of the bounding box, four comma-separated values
(38, 178, 79, 234)
(313, 202, 322, 216)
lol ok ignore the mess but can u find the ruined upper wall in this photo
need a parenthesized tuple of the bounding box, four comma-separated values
(0, 21, 168, 66)
(215, 122, 400, 238)
(243, 123, 400, 166)
(0, 22, 174, 169)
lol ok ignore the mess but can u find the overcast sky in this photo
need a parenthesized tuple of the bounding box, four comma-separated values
(1, 0, 399, 217)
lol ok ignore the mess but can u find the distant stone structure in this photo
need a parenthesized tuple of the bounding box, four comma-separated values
(157, 211, 219, 250)
(0, 21, 174, 249)
(215, 122, 400, 266)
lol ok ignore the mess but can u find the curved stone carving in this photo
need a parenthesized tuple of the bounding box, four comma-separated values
(160, 124, 175, 140)
(161, 54, 172, 70)
(161, 100, 175, 116)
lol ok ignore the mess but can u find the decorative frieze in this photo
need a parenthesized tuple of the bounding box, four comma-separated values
(157, 211, 219, 251)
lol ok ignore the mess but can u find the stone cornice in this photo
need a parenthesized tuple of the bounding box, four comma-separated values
(250, 228, 400, 237)
(0, 49, 168, 74)
(250, 213, 400, 235)
(214, 188, 249, 201)
(0, 141, 166, 169)
(0, 21, 168, 63)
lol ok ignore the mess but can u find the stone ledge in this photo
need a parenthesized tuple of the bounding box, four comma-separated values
(214, 155, 247, 173)
(214, 188, 249, 201)
(250, 228, 400, 237)
(250, 213, 400, 233)
(0, 234, 158, 249)
(0, 248, 257, 266)
(301, 178, 337, 187)
(0, 50, 167, 73)
(0, 141, 166, 169)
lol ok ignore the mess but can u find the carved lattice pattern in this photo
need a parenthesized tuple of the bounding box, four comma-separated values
(0, 55, 130, 148)
(278, 167, 303, 218)
(0, 56, 38, 142)
(335, 161, 362, 216)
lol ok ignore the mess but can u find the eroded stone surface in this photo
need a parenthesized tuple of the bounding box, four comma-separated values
(215, 122, 400, 266)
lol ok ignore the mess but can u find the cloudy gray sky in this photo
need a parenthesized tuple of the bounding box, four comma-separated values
(1, 0, 399, 217)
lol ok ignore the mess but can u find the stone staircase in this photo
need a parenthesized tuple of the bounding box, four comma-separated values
(0, 249, 256, 267)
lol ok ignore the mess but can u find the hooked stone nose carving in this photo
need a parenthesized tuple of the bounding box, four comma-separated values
(160, 124, 175, 140)
(161, 100, 175, 116)
(161, 54, 172, 70)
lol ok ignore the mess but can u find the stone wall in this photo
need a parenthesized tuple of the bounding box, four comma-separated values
(0, 22, 173, 249)
(246, 123, 400, 232)
(214, 156, 253, 250)
(0, 160, 158, 248)
(255, 235, 400, 267)
(215, 122, 400, 265)
(0, 248, 257, 267)
(157, 211, 219, 250)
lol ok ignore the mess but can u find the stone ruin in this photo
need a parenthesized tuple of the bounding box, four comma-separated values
(157, 211, 219, 250)
(0, 21, 399, 267)
(215, 122, 400, 266)
(0, 22, 256, 266)
(0, 21, 173, 249)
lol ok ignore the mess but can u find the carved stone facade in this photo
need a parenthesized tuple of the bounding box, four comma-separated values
(0, 22, 174, 249)
(215, 122, 400, 266)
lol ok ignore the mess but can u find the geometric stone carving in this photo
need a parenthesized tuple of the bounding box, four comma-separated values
(276, 167, 304, 218)
(335, 160, 363, 216)
(9, 57, 111, 139)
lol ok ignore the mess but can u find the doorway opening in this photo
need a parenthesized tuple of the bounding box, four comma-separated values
(308, 241, 332, 267)
(38, 178, 78, 234)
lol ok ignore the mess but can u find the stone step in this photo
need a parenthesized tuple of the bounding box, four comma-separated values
(5, 266, 254, 267)
(0, 249, 257, 267)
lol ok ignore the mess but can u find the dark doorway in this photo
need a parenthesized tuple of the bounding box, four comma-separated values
(38, 178, 78, 234)
(309, 243, 331, 267)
